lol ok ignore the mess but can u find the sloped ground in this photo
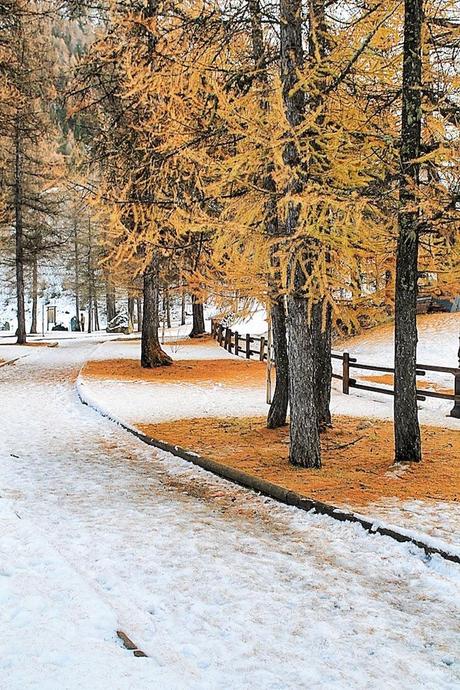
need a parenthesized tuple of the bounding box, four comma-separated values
(332, 313, 460, 419)
(1, 338, 460, 688)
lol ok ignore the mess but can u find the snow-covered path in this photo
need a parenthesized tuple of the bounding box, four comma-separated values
(0, 339, 459, 690)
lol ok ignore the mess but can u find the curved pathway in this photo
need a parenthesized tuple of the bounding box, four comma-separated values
(0, 338, 459, 689)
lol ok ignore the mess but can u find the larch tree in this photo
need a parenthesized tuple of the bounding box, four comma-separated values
(394, 0, 424, 462)
(0, 1, 64, 343)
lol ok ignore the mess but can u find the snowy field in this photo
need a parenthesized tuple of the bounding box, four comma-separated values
(0, 338, 459, 688)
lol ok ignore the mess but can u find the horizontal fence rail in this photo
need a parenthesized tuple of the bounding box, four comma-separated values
(210, 320, 460, 419)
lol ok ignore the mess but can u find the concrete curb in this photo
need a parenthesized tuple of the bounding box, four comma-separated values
(76, 373, 460, 566)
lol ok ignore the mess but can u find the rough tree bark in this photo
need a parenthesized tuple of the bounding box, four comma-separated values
(14, 118, 26, 344)
(394, 0, 423, 462)
(141, 258, 172, 367)
(189, 295, 206, 338)
(312, 301, 332, 429)
(249, 0, 289, 428)
(281, 0, 321, 467)
(267, 298, 289, 428)
(309, 0, 333, 431)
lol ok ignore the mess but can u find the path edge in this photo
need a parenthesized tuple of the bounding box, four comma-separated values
(0, 354, 29, 368)
(76, 375, 460, 566)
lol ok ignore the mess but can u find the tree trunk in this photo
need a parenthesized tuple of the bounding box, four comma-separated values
(394, 0, 423, 462)
(141, 258, 172, 368)
(248, 0, 290, 428)
(162, 288, 171, 329)
(281, 0, 321, 467)
(312, 300, 332, 429)
(30, 253, 38, 334)
(136, 296, 143, 331)
(267, 297, 289, 428)
(94, 295, 100, 331)
(286, 291, 321, 468)
(87, 220, 93, 334)
(87, 291, 93, 333)
(180, 290, 186, 325)
(106, 280, 116, 327)
(14, 119, 26, 345)
(189, 296, 206, 338)
(128, 296, 135, 330)
(74, 222, 81, 330)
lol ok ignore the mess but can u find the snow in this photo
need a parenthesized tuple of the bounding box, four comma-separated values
(0, 500, 170, 690)
(1, 337, 460, 688)
(332, 313, 460, 423)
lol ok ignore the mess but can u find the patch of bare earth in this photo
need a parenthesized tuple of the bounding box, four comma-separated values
(138, 416, 460, 509)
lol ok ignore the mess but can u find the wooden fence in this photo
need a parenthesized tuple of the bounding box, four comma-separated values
(210, 319, 460, 418)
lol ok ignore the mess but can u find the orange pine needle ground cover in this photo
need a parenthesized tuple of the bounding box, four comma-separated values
(139, 416, 460, 508)
(84, 357, 267, 387)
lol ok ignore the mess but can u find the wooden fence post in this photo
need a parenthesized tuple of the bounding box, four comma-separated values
(225, 327, 231, 351)
(218, 324, 224, 345)
(234, 331, 239, 356)
(259, 336, 266, 361)
(451, 373, 460, 418)
(342, 352, 350, 394)
(245, 333, 251, 359)
(450, 335, 460, 418)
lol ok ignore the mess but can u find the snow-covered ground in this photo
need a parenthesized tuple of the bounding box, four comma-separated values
(81, 330, 460, 547)
(1, 339, 460, 688)
(331, 313, 460, 423)
(85, 322, 460, 430)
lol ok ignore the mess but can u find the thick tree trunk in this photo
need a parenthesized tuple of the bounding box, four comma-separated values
(136, 297, 143, 331)
(189, 296, 206, 338)
(312, 300, 332, 429)
(286, 291, 321, 468)
(267, 297, 289, 428)
(394, 0, 423, 462)
(30, 253, 38, 334)
(74, 222, 81, 330)
(141, 259, 172, 368)
(280, 0, 321, 467)
(14, 120, 26, 345)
